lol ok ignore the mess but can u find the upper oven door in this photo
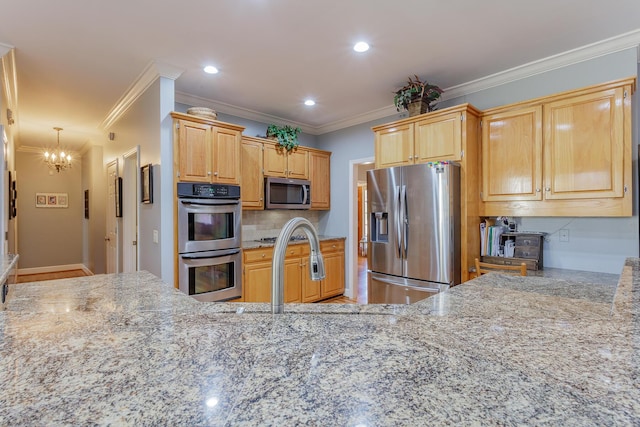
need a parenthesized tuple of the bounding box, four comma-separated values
(178, 197, 241, 254)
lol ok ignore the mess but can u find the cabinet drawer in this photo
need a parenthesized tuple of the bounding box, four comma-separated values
(515, 236, 542, 247)
(514, 246, 540, 259)
(244, 248, 273, 263)
(321, 239, 345, 253)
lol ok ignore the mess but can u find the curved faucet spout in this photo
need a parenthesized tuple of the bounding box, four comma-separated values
(272, 217, 325, 314)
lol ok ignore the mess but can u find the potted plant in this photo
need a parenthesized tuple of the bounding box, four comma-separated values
(266, 124, 302, 152)
(393, 75, 444, 116)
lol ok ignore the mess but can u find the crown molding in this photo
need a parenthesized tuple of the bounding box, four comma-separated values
(441, 28, 640, 100)
(177, 29, 640, 135)
(1, 47, 18, 113)
(101, 61, 184, 130)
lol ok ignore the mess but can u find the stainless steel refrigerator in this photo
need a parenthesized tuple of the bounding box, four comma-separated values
(367, 162, 460, 304)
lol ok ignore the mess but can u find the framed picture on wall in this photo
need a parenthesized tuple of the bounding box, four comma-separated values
(84, 190, 89, 219)
(115, 177, 122, 217)
(141, 163, 153, 204)
(35, 192, 68, 208)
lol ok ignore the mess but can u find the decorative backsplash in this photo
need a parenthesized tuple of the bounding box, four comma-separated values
(242, 210, 322, 241)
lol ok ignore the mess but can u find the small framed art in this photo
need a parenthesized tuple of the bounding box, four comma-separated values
(115, 177, 122, 217)
(141, 163, 153, 204)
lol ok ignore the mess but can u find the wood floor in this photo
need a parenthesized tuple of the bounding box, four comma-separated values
(319, 256, 367, 304)
(17, 269, 91, 283)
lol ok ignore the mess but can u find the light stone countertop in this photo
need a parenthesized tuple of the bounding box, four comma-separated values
(0, 258, 638, 426)
(241, 235, 345, 250)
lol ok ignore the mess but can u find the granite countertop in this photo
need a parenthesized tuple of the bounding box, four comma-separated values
(0, 253, 19, 285)
(1, 259, 638, 426)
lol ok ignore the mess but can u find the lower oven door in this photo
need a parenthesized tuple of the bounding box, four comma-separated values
(178, 248, 242, 302)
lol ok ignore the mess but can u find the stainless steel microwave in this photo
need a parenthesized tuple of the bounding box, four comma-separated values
(265, 177, 311, 209)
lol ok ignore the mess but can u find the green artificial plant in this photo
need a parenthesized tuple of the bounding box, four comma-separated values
(393, 75, 443, 112)
(266, 124, 302, 152)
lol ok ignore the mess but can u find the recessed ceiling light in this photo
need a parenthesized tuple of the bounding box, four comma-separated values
(203, 66, 219, 74)
(353, 41, 369, 53)
(304, 99, 316, 106)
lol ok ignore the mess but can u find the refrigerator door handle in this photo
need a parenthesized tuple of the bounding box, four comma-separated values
(401, 184, 408, 258)
(395, 185, 402, 258)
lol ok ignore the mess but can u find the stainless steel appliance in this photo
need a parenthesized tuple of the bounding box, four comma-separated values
(367, 162, 460, 304)
(177, 183, 242, 302)
(265, 177, 311, 209)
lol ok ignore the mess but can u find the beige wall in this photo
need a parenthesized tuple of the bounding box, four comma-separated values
(82, 145, 106, 273)
(16, 151, 83, 268)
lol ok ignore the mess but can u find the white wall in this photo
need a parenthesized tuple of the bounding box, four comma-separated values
(317, 48, 639, 275)
(103, 78, 173, 281)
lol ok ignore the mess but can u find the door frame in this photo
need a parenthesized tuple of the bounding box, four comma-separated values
(122, 146, 140, 272)
(348, 156, 374, 300)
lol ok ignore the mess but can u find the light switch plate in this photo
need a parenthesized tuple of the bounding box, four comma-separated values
(153, 229, 159, 244)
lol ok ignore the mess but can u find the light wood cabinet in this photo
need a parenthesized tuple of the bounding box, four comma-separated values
(263, 142, 309, 179)
(372, 104, 482, 283)
(481, 77, 635, 217)
(243, 239, 345, 303)
(171, 112, 244, 185)
(309, 148, 331, 210)
(373, 106, 472, 169)
(481, 106, 543, 202)
(319, 239, 345, 299)
(241, 136, 265, 209)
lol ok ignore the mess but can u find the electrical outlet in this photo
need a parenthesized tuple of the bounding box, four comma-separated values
(559, 229, 569, 242)
(153, 229, 159, 244)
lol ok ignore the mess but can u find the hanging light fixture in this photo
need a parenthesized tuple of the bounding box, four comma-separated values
(44, 127, 72, 173)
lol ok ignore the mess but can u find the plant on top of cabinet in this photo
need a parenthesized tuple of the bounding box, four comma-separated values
(266, 124, 302, 152)
(394, 75, 443, 116)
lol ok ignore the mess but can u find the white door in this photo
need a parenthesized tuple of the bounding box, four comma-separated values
(106, 160, 119, 274)
(122, 147, 139, 272)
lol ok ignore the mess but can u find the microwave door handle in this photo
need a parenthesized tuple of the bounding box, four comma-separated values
(302, 185, 309, 205)
(181, 249, 240, 259)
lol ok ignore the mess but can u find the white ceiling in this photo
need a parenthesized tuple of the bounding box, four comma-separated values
(1, 0, 640, 151)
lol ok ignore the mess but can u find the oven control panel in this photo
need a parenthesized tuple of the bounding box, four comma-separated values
(177, 183, 241, 199)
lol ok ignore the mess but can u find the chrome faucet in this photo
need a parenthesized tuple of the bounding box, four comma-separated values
(272, 217, 325, 314)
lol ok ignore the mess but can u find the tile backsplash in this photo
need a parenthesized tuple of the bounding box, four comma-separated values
(242, 210, 322, 241)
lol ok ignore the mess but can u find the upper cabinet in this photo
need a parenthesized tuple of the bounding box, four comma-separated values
(373, 105, 475, 169)
(263, 143, 309, 180)
(481, 77, 635, 217)
(171, 112, 244, 185)
(240, 137, 332, 211)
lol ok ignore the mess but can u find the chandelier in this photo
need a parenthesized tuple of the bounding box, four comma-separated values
(44, 127, 72, 173)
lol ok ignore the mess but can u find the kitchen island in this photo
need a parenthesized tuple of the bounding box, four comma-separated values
(1, 258, 638, 426)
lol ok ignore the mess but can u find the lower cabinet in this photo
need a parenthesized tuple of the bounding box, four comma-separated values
(243, 238, 345, 303)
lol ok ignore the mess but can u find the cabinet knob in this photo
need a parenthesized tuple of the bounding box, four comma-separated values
(536, 188, 541, 192)
(207, 171, 212, 176)
(214, 172, 218, 176)
(261, 254, 265, 258)
(545, 187, 550, 191)
(408, 156, 413, 160)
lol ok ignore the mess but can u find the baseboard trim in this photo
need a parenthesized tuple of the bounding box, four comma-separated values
(18, 264, 94, 276)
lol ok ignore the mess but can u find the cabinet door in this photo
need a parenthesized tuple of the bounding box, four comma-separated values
(243, 261, 272, 302)
(309, 150, 331, 210)
(374, 123, 414, 168)
(414, 111, 462, 162)
(301, 263, 321, 302)
(211, 127, 241, 184)
(321, 250, 345, 299)
(241, 138, 264, 209)
(263, 143, 287, 177)
(177, 120, 211, 182)
(481, 106, 543, 201)
(284, 257, 302, 303)
(543, 87, 625, 200)
(286, 148, 309, 180)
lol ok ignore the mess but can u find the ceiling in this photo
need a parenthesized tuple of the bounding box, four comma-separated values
(1, 0, 640, 152)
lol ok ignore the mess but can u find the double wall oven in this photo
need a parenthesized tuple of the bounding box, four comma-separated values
(177, 183, 242, 302)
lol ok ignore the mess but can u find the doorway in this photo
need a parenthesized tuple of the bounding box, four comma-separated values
(106, 159, 119, 274)
(348, 157, 374, 304)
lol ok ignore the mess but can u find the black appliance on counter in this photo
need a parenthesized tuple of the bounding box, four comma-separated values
(177, 183, 242, 302)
